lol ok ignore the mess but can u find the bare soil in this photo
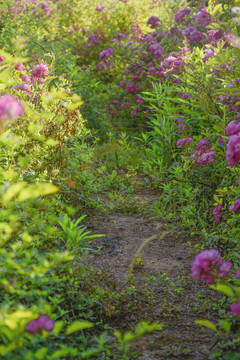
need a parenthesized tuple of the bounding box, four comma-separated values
(84, 190, 222, 359)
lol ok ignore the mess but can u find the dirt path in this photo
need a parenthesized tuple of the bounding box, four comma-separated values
(85, 192, 220, 359)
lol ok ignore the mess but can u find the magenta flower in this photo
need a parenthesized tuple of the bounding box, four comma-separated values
(15, 62, 24, 71)
(229, 199, 240, 212)
(15, 84, 31, 94)
(225, 121, 240, 137)
(226, 134, 240, 167)
(219, 261, 232, 278)
(176, 137, 193, 147)
(117, 33, 126, 40)
(229, 302, 240, 317)
(0, 56, 5, 62)
(213, 204, 222, 222)
(191, 249, 222, 284)
(32, 63, 49, 78)
(25, 315, 54, 335)
(235, 267, 240, 277)
(197, 151, 216, 165)
(0, 95, 24, 121)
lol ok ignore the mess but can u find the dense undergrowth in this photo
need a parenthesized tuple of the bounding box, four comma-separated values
(1, 0, 240, 358)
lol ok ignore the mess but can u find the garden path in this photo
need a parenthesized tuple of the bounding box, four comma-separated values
(85, 190, 221, 359)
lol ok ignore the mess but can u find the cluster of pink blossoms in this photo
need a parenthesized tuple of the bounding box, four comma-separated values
(190, 139, 216, 165)
(225, 119, 240, 168)
(192, 251, 240, 318)
(191, 249, 232, 284)
(230, 199, 240, 212)
(213, 204, 222, 222)
(0, 94, 24, 121)
(25, 315, 54, 335)
(176, 137, 193, 147)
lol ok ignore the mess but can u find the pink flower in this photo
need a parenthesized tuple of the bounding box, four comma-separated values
(235, 267, 240, 277)
(15, 62, 24, 71)
(15, 84, 31, 94)
(218, 261, 232, 277)
(136, 95, 144, 104)
(176, 137, 193, 147)
(21, 74, 32, 83)
(32, 63, 49, 78)
(25, 315, 54, 335)
(197, 151, 216, 164)
(191, 249, 221, 284)
(213, 204, 222, 222)
(229, 302, 240, 317)
(226, 134, 240, 167)
(225, 121, 240, 136)
(229, 199, 240, 212)
(0, 95, 24, 121)
(0, 56, 5, 62)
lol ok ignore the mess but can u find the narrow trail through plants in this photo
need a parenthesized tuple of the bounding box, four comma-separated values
(84, 189, 221, 359)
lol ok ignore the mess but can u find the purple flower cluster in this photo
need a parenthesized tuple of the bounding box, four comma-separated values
(176, 137, 193, 147)
(182, 26, 205, 45)
(175, 8, 191, 23)
(147, 43, 164, 60)
(213, 204, 222, 222)
(226, 134, 240, 167)
(0, 95, 24, 121)
(230, 199, 240, 212)
(195, 9, 212, 27)
(202, 49, 216, 63)
(226, 120, 240, 137)
(147, 16, 161, 29)
(191, 139, 216, 165)
(99, 47, 114, 60)
(25, 315, 54, 335)
(31, 62, 49, 83)
(192, 249, 232, 284)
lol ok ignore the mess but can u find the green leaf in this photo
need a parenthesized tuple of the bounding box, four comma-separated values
(53, 321, 64, 336)
(210, 284, 234, 297)
(219, 320, 231, 333)
(50, 349, 72, 359)
(66, 320, 93, 335)
(34, 347, 48, 360)
(17, 183, 58, 201)
(195, 320, 217, 332)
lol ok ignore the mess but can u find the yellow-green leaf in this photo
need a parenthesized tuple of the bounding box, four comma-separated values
(219, 320, 231, 333)
(66, 321, 93, 335)
(210, 284, 234, 297)
(17, 183, 58, 201)
(195, 320, 217, 332)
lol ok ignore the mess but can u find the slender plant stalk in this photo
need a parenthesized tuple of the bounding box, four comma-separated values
(126, 231, 169, 282)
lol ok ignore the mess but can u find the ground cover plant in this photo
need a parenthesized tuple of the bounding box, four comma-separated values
(1, 0, 240, 358)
